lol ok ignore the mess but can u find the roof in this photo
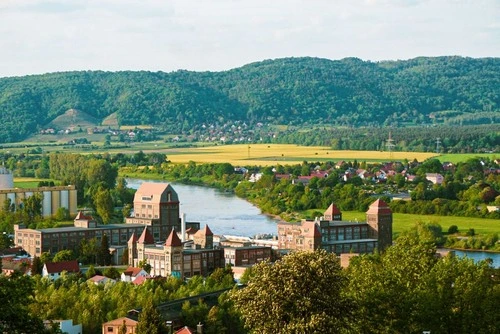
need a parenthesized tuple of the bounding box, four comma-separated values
(366, 199, 392, 215)
(324, 203, 342, 216)
(123, 267, 145, 277)
(134, 182, 179, 204)
(175, 326, 196, 334)
(88, 275, 114, 284)
(195, 225, 213, 237)
(74, 211, 92, 220)
(44, 260, 80, 274)
(165, 230, 182, 247)
(132, 275, 148, 285)
(102, 317, 138, 327)
(137, 227, 155, 244)
(128, 232, 138, 243)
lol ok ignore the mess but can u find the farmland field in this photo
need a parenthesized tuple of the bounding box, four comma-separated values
(153, 144, 439, 166)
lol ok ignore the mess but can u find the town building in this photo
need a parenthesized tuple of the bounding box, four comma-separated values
(14, 182, 183, 261)
(101, 317, 138, 334)
(277, 200, 393, 254)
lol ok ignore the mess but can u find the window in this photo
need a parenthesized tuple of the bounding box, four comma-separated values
(107, 327, 113, 332)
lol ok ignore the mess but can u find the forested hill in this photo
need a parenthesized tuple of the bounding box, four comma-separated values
(0, 56, 499, 143)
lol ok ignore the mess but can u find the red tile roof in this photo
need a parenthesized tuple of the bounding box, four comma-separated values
(366, 199, 392, 215)
(199, 225, 213, 236)
(165, 230, 182, 247)
(137, 227, 155, 244)
(123, 266, 145, 277)
(175, 326, 196, 334)
(44, 260, 80, 274)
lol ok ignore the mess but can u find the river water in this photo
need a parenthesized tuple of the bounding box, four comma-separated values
(126, 178, 279, 238)
(126, 178, 500, 268)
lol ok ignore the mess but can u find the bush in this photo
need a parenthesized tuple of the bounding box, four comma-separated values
(448, 225, 459, 234)
(466, 228, 475, 236)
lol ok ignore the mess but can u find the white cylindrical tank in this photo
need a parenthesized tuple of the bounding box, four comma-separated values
(0, 167, 14, 189)
(60, 190, 69, 209)
(181, 213, 186, 242)
(42, 191, 52, 217)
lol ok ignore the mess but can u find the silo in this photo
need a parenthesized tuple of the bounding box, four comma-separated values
(43, 191, 52, 216)
(60, 190, 69, 209)
(0, 167, 14, 190)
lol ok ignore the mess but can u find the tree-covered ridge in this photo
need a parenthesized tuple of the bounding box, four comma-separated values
(0, 56, 499, 143)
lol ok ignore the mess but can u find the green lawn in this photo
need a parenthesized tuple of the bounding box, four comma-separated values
(342, 211, 500, 237)
(437, 153, 498, 164)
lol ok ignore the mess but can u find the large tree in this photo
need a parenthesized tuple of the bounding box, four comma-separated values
(230, 250, 354, 333)
(136, 298, 166, 334)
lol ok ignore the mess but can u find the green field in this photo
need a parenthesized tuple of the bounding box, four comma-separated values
(438, 153, 498, 164)
(341, 211, 500, 236)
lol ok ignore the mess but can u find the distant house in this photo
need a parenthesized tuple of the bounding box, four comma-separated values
(87, 275, 116, 285)
(42, 260, 80, 280)
(1, 257, 31, 276)
(120, 266, 149, 283)
(426, 173, 444, 185)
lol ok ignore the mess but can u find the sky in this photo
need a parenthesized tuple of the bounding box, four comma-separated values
(0, 0, 498, 78)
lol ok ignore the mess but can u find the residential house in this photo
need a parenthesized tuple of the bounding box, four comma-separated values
(426, 173, 444, 185)
(88, 275, 116, 285)
(42, 260, 80, 280)
(121, 266, 149, 283)
(102, 317, 138, 334)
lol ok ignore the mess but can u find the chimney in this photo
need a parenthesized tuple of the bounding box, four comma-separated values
(181, 212, 186, 242)
(197, 322, 203, 334)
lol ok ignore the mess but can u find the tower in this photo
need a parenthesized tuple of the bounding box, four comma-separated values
(366, 199, 393, 251)
(136, 227, 155, 265)
(164, 229, 183, 278)
(127, 232, 138, 266)
(324, 203, 342, 221)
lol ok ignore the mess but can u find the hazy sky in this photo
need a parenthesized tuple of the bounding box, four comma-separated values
(0, 0, 498, 78)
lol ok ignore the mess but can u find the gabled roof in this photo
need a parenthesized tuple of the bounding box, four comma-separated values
(195, 225, 213, 237)
(44, 260, 80, 274)
(366, 199, 392, 215)
(123, 266, 146, 277)
(137, 227, 155, 244)
(165, 230, 182, 247)
(88, 275, 114, 284)
(75, 211, 92, 220)
(132, 275, 148, 285)
(175, 326, 196, 334)
(102, 317, 138, 327)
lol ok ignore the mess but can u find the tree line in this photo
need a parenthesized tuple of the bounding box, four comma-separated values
(0, 56, 498, 143)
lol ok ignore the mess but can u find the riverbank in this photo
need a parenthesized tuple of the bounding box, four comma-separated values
(122, 171, 500, 252)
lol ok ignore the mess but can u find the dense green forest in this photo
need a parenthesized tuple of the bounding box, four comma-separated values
(0, 56, 498, 143)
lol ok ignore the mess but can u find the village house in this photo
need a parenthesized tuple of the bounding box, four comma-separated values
(42, 260, 80, 280)
(102, 317, 138, 334)
(120, 266, 150, 283)
(426, 173, 444, 184)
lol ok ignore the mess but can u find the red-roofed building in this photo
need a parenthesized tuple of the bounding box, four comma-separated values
(120, 266, 149, 283)
(42, 260, 80, 280)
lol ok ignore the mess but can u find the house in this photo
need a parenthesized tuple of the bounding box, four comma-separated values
(426, 173, 444, 185)
(88, 275, 116, 285)
(175, 324, 204, 334)
(1, 257, 31, 276)
(121, 266, 149, 283)
(102, 317, 138, 334)
(44, 319, 82, 334)
(42, 260, 80, 280)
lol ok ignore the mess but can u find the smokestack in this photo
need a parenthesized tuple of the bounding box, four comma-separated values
(181, 212, 186, 242)
(197, 322, 203, 334)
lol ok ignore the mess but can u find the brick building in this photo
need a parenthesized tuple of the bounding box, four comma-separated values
(277, 200, 393, 254)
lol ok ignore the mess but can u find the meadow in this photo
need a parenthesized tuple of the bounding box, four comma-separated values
(342, 211, 500, 236)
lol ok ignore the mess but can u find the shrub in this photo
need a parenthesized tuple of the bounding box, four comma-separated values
(448, 225, 459, 234)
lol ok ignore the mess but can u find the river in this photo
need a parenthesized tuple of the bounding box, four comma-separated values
(126, 178, 279, 238)
(126, 178, 500, 268)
